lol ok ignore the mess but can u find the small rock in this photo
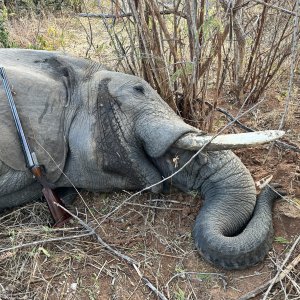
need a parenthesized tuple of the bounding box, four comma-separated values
(70, 282, 77, 291)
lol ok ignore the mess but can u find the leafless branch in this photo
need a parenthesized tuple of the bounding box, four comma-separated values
(262, 235, 300, 300)
(205, 101, 300, 153)
(0, 231, 93, 253)
(279, 0, 300, 129)
(238, 235, 300, 300)
(252, 0, 296, 16)
(57, 205, 169, 300)
(78, 9, 186, 19)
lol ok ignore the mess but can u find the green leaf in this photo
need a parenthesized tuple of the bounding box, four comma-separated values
(38, 247, 51, 257)
(175, 266, 185, 273)
(197, 273, 211, 281)
(175, 287, 185, 300)
(274, 236, 290, 244)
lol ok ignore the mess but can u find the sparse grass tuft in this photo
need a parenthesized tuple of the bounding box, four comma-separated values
(0, 5, 10, 47)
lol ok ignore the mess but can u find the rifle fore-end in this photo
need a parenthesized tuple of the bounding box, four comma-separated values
(31, 166, 71, 227)
(42, 187, 72, 227)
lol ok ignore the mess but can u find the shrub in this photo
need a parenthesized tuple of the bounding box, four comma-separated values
(0, 4, 10, 47)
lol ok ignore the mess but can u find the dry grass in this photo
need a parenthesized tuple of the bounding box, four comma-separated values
(0, 186, 299, 300)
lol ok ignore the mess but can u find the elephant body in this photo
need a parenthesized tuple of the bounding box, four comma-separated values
(0, 49, 279, 269)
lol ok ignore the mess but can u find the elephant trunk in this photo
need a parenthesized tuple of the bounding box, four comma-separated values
(192, 151, 277, 269)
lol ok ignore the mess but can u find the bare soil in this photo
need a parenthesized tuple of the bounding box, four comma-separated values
(0, 97, 299, 300)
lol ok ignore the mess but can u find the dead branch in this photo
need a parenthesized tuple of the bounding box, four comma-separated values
(133, 264, 168, 300)
(238, 235, 300, 300)
(142, 277, 168, 300)
(239, 254, 300, 300)
(78, 9, 186, 19)
(262, 234, 300, 299)
(165, 271, 226, 298)
(0, 231, 93, 254)
(205, 101, 300, 153)
(57, 205, 169, 300)
(220, 0, 246, 103)
(279, 0, 300, 129)
(252, 0, 296, 16)
(144, 0, 176, 58)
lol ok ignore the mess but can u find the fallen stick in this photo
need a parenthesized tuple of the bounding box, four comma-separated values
(239, 235, 300, 300)
(133, 264, 168, 300)
(205, 102, 300, 153)
(0, 231, 93, 254)
(58, 204, 169, 300)
(262, 235, 300, 300)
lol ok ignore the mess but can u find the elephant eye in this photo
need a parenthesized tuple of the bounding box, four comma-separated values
(133, 85, 145, 94)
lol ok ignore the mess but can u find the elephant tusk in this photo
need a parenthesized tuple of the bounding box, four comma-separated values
(175, 130, 285, 151)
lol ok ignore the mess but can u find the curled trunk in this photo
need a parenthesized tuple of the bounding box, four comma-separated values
(193, 182, 277, 269)
(192, 151, 278, 269)
(155, 148, 278, 270)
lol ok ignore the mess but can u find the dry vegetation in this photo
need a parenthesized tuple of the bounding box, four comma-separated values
(0, 0, 300, 299)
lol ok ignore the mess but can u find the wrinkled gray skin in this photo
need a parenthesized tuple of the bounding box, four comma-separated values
(0, 49, 279, 270)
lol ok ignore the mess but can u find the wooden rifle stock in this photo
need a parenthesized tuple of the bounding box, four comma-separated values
(31, 166, 72, 227)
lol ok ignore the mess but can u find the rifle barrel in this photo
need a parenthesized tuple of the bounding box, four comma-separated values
(0, 67, 35, 168)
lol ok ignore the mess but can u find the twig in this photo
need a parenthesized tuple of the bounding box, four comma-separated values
(61, 206, 138, 265)
(263, 235, 300, 299)
(142, 278, 168, 300)
(166, 271, 225, 287)
(269, 256, 300, 295)
(238, 235, 300, 300)
(252, 0, 296, 16)
(165, 271, 226, 298)
(57, 204, 169, 300)
(78, 12, 133, 18)
(126, 202, 183, 210)
(166, 271, 225, 286)
(205, 101, 300, 153)
(78, 9, 186, 19)
(279, 0, 300, 129)
(34, 139, 105, 229)
(79, 0, 95, 57)
(133, 264, 168, 300)
(0, 231, 93, 253)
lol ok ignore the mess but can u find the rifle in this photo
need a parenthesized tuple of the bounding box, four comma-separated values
(0, 67, 72, 227)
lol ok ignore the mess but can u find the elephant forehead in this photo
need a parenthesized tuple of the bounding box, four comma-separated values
(95, 71, 150, 93)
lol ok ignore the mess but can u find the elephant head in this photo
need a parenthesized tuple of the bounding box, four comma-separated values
(0, 49, 284, 270)
(63, 68, 283, 270)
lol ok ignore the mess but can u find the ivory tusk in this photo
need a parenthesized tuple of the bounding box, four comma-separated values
(175, 130, 285, 151)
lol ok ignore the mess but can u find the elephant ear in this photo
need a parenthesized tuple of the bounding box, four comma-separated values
(136, 112, 202, 158)
(0, 51, 86, 182)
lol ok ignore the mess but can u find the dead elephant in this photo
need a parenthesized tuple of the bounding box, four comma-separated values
(0, 49, 284, 269)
